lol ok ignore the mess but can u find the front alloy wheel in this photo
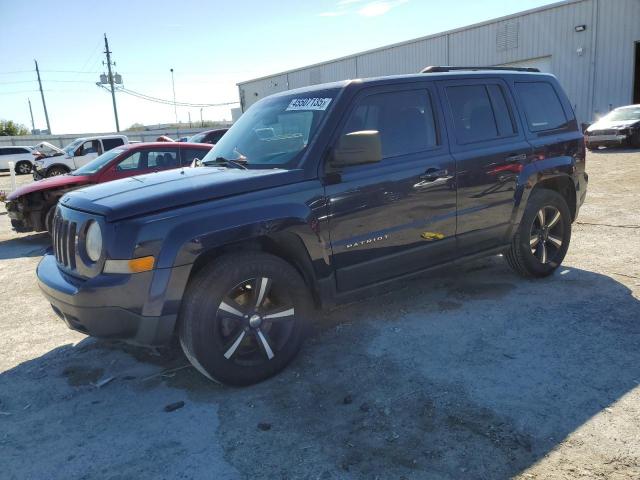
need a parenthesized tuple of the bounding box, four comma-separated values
(179, 252, 313, 385)
(218, 277, 296, 365)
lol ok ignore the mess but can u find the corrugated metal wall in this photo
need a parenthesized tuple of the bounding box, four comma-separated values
(238, 0, 640, 122)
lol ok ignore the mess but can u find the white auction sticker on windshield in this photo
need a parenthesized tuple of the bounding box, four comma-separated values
(286, 98, 332, 111)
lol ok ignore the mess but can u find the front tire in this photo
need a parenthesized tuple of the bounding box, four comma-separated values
(46, 166, 69, 177)
(506, 188, 571, 278)
(179, 252, 314, 386)
(44, 205, 56, 234)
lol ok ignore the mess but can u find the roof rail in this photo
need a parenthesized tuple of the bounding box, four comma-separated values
(421, 65, 540, 73)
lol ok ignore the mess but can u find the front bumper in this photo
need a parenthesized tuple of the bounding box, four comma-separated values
(37, 253, 176, 345)
(585, 133, 627, 146)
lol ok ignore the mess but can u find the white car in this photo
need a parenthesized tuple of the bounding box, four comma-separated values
(0, 146, 37, 175)
(33, 135, 128, 178)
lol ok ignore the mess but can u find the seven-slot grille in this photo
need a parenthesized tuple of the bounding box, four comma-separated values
(52, 215, 77, 269)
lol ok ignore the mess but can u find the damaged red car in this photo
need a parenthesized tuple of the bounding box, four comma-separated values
(6, 142, 212, 233)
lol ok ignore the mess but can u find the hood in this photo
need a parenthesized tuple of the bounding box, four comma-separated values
(60, 166, 304, 221)
(7, 174, 93, 201)
(587, 118, 640, 131)
(33, 141, 65, 157)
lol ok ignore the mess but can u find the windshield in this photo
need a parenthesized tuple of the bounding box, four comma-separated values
(63, 139, 83, 156)
(603, 107, 640, 122)
(201, 89, 338, 168)
(72, 148, 125, 175)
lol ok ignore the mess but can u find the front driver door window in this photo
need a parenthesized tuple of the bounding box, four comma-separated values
(74, 140, 100, 168)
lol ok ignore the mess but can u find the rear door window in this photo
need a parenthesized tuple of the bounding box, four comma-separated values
(446, 83, 520, 143)
(102, 138, 125, 150)
(340, 89, 439, 160)
(181, 148, 207, 166)
(446, 85, 498, 143)
(515, 82, 568, 132)
(487, 85, 516, 136)
(207, 130, 226, 144)
(147, 149, 179, 169)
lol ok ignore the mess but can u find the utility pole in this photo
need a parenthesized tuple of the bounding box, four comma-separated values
(34, 60, 51, 134)
(200, 107, 203, 127)
(103, 33, 120, 132)
(27, 98, 36, 133)
(188, 111, 192, 128)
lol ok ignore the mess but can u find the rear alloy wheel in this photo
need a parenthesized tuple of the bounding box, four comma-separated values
(15, 161, 32, 175)
(179, 252, 313, 385)
(529, 206, 565, 265)
(506, 188, 571, 277)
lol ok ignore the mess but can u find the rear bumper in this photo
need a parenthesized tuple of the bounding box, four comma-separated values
(37, 253, 177, 345)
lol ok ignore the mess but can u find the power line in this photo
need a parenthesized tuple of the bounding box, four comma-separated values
(119, 86, 238, 107)
(0, 89, 41, 95)
(0, 80, 36, 85)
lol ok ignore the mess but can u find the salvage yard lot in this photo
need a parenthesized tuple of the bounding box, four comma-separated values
(0, 150, 639, 480)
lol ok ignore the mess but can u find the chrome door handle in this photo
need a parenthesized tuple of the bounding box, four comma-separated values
(420, 168, 448, 181)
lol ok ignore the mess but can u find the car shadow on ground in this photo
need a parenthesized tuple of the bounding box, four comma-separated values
(1, 258, 639, 479)
(0, 233, 49, 260)
(589, 146, 640, 154)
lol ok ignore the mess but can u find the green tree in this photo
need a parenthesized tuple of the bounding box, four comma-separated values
(0, 120, 29, 136)
(126, 122, 145, 131)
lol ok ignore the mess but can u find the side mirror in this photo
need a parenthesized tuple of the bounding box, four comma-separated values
(331, 130, 382, 168)
(74, 148, 82, 157)
(190, 158, 202, 168)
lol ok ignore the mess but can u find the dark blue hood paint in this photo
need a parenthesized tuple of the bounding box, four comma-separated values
(61, 166, 304, 221)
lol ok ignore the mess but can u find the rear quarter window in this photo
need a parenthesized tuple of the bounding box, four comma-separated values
(515, 82, 569, 132)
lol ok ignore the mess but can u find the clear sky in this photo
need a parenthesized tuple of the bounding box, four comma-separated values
(0, 0, 556, 134)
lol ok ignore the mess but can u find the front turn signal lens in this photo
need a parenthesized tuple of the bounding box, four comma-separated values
(104, 256, 155, 274)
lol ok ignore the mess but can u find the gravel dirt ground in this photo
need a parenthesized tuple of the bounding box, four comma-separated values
(0, 149, 639, 480)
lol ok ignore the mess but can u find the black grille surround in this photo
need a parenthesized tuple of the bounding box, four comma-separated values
(51, 205, 105, 278)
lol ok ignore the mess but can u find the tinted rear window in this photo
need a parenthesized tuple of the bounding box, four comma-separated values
(515, 82, 568, 132)
(447, 85, 498, 143)
(103, 138, 125, 150)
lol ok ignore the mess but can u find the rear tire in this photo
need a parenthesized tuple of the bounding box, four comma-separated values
(506, 188, 571, 278)
(15, 161, 32, 175)
(46, 166, 68, 177)
(179, 252, 314, 386)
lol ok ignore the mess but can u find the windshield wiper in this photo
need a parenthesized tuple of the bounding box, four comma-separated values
(205, 156, 248, 170)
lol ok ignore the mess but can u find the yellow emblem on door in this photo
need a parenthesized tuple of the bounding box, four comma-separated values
(421, 232, 445, 241)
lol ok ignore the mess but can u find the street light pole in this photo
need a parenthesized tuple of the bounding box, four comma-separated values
(200, 107, 203, 127)
(170, 68, 178, 135)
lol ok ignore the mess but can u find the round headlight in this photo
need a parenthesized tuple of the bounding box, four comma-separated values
(85, 220, 103, 262)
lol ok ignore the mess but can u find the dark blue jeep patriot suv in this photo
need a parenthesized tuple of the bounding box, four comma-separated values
(38, 67, 587, 385)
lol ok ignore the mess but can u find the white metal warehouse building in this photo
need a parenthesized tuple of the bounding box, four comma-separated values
(237, 0, 640, 123)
